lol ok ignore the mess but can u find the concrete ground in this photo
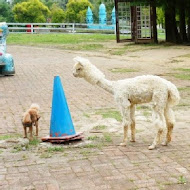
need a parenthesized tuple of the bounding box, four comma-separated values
(0, 45, 190, 190)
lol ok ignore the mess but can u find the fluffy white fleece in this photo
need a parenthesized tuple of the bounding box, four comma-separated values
(73, 56, 180, 150)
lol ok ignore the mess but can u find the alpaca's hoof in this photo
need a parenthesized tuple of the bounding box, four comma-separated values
(120, 142, 127, 146)
(130, 139, 136, 142)
(148, 144, 156, 150)
(161, 142, 168, 146)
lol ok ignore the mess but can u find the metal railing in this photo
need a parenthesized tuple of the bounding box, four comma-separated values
(7, 23, 116, 34)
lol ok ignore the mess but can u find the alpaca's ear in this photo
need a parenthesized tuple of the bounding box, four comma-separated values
(77, 62, 84, 68)
(73, 57, 85, 67)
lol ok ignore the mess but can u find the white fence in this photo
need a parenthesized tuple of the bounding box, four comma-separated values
(7, 23, 116, 34)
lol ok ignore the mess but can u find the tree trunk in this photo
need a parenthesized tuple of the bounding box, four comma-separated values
(187, 4, 190, 41)
(188, 17, 190, 42)
(151, 0, 158, 43)
(179, 0, 188, 42)
(165, 0, 181, 43)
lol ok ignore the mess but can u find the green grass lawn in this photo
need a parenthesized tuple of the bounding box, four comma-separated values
(7, 33, 116, 45)
(7, 30, 165, 45)
(7, 31, 166, 54)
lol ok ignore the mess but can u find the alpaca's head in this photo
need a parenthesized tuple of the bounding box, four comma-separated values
(73, 56, 105, 85)
(73, 57, 88, 78)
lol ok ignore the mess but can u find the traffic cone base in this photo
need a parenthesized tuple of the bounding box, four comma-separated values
(41, 76, 83, 143)
(41, 132, 83, 143)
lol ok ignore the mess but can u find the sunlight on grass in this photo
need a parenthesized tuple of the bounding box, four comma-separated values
(81, 44, 103, 50)
(80, 150, 91, 157)
(7, 33, 115, 45)
(178, 175, 187, 184)
(83, 112, 90, 118)
(178, 87, 190, 91)
(95, 109, 122, 122)
(47, 146, 64, 152)
(103, 133, 112, 142)
(0, 134, 22, 140)
(40, 152, 52, 158)
(171, 68, 190, 80)
(93, 125, 107, 130)
(175, 68, 190, 72)
(174, 74, 190, 80)
(87, 135, 100, 141)
(29, 138, 41, 146)
(110, 48, 126, 55)
(109, 68, 138, 73)
(179, 54, 190, 58)
(83, 144, 102, 148)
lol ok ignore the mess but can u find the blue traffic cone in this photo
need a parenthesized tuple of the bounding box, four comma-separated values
(42, 76, 83, 143)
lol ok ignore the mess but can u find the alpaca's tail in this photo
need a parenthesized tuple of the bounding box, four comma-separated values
(168, 82, 180, 107)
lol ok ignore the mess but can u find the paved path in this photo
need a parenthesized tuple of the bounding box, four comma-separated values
(0, 46, 190, 190)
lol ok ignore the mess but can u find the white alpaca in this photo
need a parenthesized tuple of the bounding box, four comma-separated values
(73, 57, 180, 150)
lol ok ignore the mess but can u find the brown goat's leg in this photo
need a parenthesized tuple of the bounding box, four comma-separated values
(23, 126, 27, 138)
(29, 126, 33, 140)
(35, 121, 38, 136)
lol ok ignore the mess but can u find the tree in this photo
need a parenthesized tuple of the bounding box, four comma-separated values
(42, 0, 68, 9)
(156, 7, 164, 28)
(157, 0, 190, 43)
(164, 0, 180, 43)
(13, 0, 50, 23)
(65, 0, 92, 23)
(12, 0, 27, 6)
(51, 4, 65, 23)
(57, 0, 68, 10)
(0, 0, 14, 22)
(41, 0, 54, 9)
(187, 1, 190, 41)
(178, 0, 188, 42)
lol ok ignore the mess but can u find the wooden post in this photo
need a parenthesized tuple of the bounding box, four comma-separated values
(31, 23, 33, 34)
(151, 0, 158, 43)
(115, 0, 120, 42)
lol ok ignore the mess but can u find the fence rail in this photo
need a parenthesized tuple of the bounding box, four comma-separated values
(7, 23, 116, 34)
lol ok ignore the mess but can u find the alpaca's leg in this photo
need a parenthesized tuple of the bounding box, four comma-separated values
(120, 107, 131, 146)
(149, 91, 168, 150)
(120, 125, 128, 146)
(130, 105, 136, 142)
(149, 110, 166, 150)
(162, 106, 175, 146)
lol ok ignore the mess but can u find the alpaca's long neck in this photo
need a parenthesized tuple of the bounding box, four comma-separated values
(83, 63, 114, 94)
(96, 78, 114, 94)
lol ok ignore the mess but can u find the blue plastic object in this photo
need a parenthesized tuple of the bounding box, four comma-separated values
(50, 76, 76, 137)
(99, 3, 107, 25)
(86, 3, 115, 30)
(0, 22, 15, 75)
(111, 7, 116, 25)
(86, 6, 93, 24)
